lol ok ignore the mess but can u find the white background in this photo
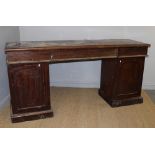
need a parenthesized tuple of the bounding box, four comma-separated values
(0, 0, 155, 155)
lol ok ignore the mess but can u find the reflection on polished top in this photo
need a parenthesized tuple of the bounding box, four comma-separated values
(5, 39, 150, 51)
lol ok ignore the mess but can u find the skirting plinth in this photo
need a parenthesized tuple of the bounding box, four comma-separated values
(11, 109, 53, 123)
(98, 90, 143, 107)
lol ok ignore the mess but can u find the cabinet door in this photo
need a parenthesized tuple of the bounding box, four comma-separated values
(114, 57, 145, 99)
(8, 63, 50, 114)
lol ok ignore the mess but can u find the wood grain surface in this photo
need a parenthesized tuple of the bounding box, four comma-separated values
(5, 39, 150, 52)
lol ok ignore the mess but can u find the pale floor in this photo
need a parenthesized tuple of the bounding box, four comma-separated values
(145, 90, 155, 103)
(0, 87, 155, 128)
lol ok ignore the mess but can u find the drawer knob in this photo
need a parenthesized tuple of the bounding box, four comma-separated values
(38, 64, 41, 67)
(51, 55, 53, 60)
(120, 60, 122, 63)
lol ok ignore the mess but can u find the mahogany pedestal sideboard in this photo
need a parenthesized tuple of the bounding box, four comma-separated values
(5, 39, 150, 123)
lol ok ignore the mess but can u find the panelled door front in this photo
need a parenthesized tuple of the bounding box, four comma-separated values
(8, 63, 50, 114)
(113, 57, 145, 99)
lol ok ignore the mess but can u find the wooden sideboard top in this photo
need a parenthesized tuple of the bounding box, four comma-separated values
(5, 39, 150, 52)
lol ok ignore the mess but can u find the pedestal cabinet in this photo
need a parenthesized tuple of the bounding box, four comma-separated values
(8, 63, 53, 122)
(99, 57, 145, 107)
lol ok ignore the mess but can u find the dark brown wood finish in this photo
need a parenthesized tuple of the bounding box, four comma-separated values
(5, 39, 150, 51)
(8, 63, 53, 122)
(99, 57, 145, 107)
(6, 48, 118, 64)
(5, 39, 150, 123)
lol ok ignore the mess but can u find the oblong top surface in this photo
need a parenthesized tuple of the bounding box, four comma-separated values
(5, 39, 150, 52)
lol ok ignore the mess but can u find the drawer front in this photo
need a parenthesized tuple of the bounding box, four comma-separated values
(51, 48, 117, 62)
(7, 51, 51, 64)
(7, 48, 118, 64)
(118, 47, 148, 57)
